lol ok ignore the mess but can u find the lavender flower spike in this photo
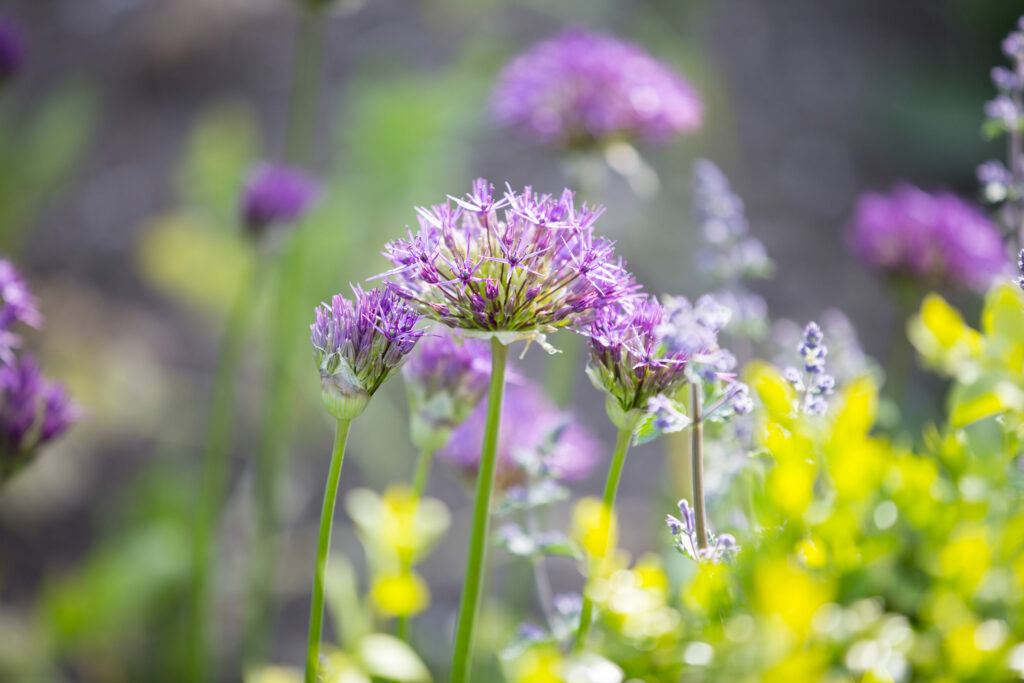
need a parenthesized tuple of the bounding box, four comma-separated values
(783, 321, 835, 416)
(0, 259, 42, 365)
(403, 331, 491, 453)
(0, 18, 25, 86)
(491, 28, 702, 148)
(0, 356, 77, 482)
(311, 284, 425, 420)
(848, 184, 1006, 292)
(378, 178, 636, 348)
(440, 382, 599, 490)
(241, 162, 320, 237)
(586, 295, 689, 430)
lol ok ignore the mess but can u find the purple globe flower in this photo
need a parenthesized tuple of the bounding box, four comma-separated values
(848, 184, 1007, 291)
(0, 259, 41, 364)
(0, 18, 25, 85)
(403, 331, 491, 452)
(440, 382, 599, 488)
(311, 284, 425, 420)
(0, 355, 77, 482)
(491, 28, 702, 148)
(378, 178, 636, 342)
(240, 162, 320, 236)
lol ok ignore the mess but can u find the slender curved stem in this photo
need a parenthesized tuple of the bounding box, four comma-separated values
(450, 339, 509, 683)
(411, 446, 435, 498)
(304, 418, 352, 683)
(186, 261, 257, 683)
(691, 382, 707, 550)
(286, 9, 326, 164)
(574, 426, 632, 652)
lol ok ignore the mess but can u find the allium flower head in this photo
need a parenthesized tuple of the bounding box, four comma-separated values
(585, 296, 689, 429)
(240, 162, 320, 237)
(848, 184, 1006, 292)
(378, 178, 636, 344)
(0, 259, 41, 364)
(311, 284, 425, 420)
(0, 18, 25, 85)
(0, 355, 77, 482)
(402, 331, 491, 453)
(440, 383, 599, 489)
(491, 28, 702, 148)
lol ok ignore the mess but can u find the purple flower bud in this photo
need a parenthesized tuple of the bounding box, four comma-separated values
(241, 162, 320, 237)
(491, 28, 702, 148)
(666, 514, 685, 535)
(311, 284, 424, 419)
(0, 18, 25, 85)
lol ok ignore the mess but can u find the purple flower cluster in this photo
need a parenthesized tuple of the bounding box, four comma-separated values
(0, 18, 25, 85)
(403, 331, 491, 452)
(848, 184, 1007, 291)
(666, 499, 737, 564)
(440, 382, 599, 488)
(0, 259, 75, 482)
(240, 162, 320, 237)
(656, 295, 737, 382)
(378, 178, 635, 337)
(491, 28, 702, 148)
(311, 284, 425, 420)
(585, 296, 689, 428)
(783, 322, 835, 416)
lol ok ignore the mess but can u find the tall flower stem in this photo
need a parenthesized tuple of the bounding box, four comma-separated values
(187, 261, 257, 683)
(574, 425, 632, 652)
(690, 381, 708, 550)
(411, 446, 435, 497)
(246, 6, 327, 664)
(545, 332, 581, 406)
(304, 417, 352, 683)
(450, 338, 509, 683)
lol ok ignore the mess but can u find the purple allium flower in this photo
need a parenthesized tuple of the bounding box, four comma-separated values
(0, 18, 25, 85)
(402, 331, 491, 452)
(848, 184, 1007, 291)
(311, 284, 425, 420)
(440, 382, 599, 489)
(585, 296, 690, 428)
(491, 28, 702, 148)
(0, 355, 76, 482)
(240, 162, 320, 237)
(0, 259, 41, 365)
(378, 178, 636, 341)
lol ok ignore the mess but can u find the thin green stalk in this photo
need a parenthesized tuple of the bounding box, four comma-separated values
(574, 426, 632, 652)
(450, 339, 509, 683)
(304, 418, 353, 683)
(286, 9, 327, 165)
(187, 261, 257, 683)
(545, 332, 581, 406)
(411, 446, 435, 497)
(691, 382, 708, 550)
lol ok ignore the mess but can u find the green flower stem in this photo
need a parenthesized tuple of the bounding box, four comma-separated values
(187, 261, 258, 683)
(411, 446, 435, 498)
(691, 381, 708, 550)
(574, 425, 632, 652)
(545, 332, 581, 407)
(286, 8, 326, 165)
(304, 417, 353, 683)
(450, 338, 509, 683)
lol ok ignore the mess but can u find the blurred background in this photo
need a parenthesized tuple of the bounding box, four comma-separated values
(0, 0, 1021, 680)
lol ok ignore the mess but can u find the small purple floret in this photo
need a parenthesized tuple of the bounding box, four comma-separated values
(0, 356, 76, 480)
(491, 28, 702, 147)
(0, 18, 25, 85)
(241, 162, 320, 235)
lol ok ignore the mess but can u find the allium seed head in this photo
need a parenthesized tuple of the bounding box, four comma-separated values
(377, 179, 636, 343)
(491, 28, 702, 148)
(311, 284, 425, 420)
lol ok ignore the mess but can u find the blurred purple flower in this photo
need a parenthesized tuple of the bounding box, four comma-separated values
(0, 18, 25, 85)
(848, 184, 1007, 291)
(440, 382, 599, 488)
(377, 178, 636, 337)
(0, 259, 41, 364)
(0, 355, 77, 482)
(657, 294, 736, 383)
(311, 284, 425, 419)
(403, 331, 491, 452)
(241, 162, 320, 236)
(491, 28, 702, 148)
